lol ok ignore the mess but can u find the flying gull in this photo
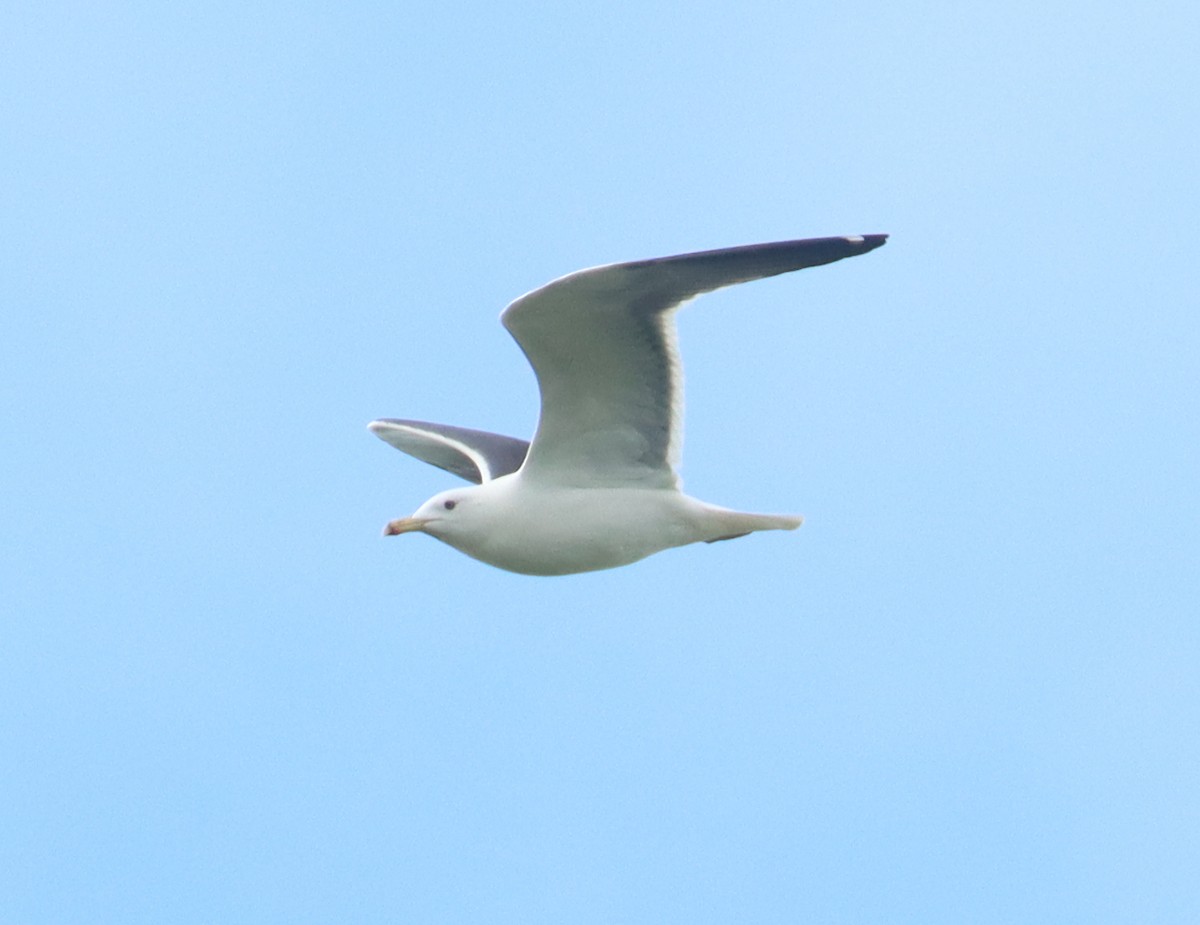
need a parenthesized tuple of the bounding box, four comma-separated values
(370, 234, 887, 575)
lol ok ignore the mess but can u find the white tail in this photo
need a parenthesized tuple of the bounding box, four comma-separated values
(700, 506, 803, 544)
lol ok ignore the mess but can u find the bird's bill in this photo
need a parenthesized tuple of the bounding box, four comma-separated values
(383, 517, 430, 536)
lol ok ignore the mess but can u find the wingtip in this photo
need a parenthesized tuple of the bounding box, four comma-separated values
(368, 419, 401, 441)
(844, 233, 888, 251)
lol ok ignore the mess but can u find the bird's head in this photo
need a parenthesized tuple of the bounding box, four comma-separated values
(382, 486, 485, 543)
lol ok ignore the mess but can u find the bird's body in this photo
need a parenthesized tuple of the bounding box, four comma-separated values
(371, 234, 886, 575)
(392, 476, 802, 576)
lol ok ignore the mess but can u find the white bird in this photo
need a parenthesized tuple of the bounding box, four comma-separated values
(370, 234, 887, 575)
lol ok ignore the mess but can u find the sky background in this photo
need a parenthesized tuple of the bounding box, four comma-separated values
(3, 1, 1198, 922)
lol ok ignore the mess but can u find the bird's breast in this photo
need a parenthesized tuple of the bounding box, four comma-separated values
(444, 486, 701, 576)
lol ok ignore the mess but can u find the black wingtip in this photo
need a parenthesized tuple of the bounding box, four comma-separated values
(855, 233, 889, 252)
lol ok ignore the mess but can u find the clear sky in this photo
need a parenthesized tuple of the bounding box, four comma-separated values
(3, 1, 1198, 922)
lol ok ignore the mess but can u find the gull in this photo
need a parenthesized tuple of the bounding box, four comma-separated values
(370, 234, 887, 575)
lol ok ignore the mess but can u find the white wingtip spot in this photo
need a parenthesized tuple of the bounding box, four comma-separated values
(843, 235, 865, 244)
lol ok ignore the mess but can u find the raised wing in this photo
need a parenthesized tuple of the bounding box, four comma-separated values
(368, 419, 529, 484)
(500, 234, 887, 488)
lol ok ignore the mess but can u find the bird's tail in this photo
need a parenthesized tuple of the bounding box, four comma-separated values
(701, 508, 803, 544)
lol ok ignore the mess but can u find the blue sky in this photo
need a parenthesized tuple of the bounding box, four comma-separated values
(3, 1, 1198, 922)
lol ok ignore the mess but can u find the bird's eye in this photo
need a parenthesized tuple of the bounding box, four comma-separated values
(443, 500, 457, 511)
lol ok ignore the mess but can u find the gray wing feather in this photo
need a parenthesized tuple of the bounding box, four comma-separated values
(500, 235, 887, 488)
(369, 419, 529, 484)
